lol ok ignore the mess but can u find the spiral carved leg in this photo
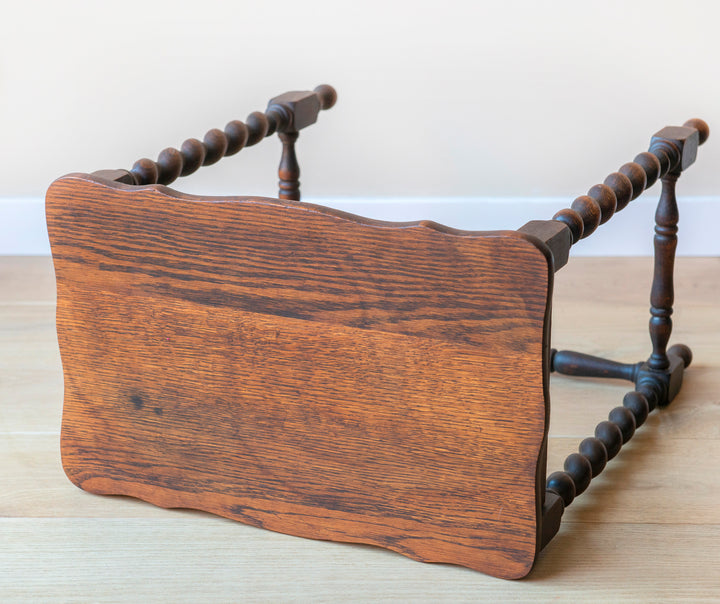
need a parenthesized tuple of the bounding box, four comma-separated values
(100, 85, 337, 188)
(542, 346, 692, 548)
(541, 388, 647, 547)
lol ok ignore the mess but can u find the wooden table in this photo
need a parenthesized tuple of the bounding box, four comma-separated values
(2, 256, 719, 602)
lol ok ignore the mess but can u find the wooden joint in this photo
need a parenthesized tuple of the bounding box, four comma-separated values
(650, 126, 699, 173)
(266, 104, 293, 136)
(517, 220, 572, 271)
(540, 491, 564, 549)
(636, 346, 689, 408)
(90, 169, 135, 185)
(266, 85, 337, 135)
(267, 91, 322, 133)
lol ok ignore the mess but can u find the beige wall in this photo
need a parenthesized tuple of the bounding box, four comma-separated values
(2, 0, 719, 201)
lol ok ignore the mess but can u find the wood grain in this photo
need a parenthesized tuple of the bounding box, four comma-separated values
(3, 256, 719, 600)
(45, 174, 554, 579)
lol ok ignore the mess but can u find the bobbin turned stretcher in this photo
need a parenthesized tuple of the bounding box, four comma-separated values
(46, 84, 709, 580)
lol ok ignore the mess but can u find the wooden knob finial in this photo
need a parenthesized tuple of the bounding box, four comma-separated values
(668, 343, 693, 368)
(683, 118, 709, 145)
(314, 84, 337, 110)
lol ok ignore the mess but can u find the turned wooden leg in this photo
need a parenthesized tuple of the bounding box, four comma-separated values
(648, 172, 679, 371)
(278, 131, 301, 201)
(551, 349, 641, 382)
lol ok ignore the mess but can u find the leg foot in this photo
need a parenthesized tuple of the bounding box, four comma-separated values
(668, 343, 692, 368)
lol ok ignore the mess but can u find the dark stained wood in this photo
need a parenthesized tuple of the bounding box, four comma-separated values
(587, 184, 617, 224)
(632, 152, 661, 189)
(602, 172, 633, 211)
(644, 122, 703, 373)
(650, 126, 700, 172)
(551, 349, 639, 381)
(648, 172, 679, 371)
(517, 220, 571, 271)
(267, 90, 321, 131)
(570, 195, 601, 238)
(314, 84, 338, 110)
(549, 118, 707, 254)
(619, 162, 647, 201)
(278, 131, 301, 200)
(684, 118, 710, 144)
(551, 208, 583, 243)
(46, 173, 555, 580)
(544, 119, 709, 530)
(115, 85, 336, 187)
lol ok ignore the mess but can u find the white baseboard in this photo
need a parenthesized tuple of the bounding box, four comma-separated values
(3, 196, 718, 256)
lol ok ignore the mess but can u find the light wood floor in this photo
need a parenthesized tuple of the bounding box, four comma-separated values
(2, 256, 719, 602)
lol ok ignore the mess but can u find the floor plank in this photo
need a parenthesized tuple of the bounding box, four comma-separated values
(0, 256, 56, 304)
(5, 430, 718, 524)
(1, 519, 719, 602)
